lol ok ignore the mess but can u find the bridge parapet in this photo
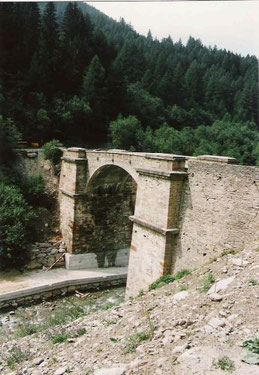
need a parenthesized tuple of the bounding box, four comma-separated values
(86, 150, 187, 182)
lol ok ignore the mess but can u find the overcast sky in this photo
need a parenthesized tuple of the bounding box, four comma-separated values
(86, 1, 259, 57)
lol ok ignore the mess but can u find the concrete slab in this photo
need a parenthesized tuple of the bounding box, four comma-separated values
(65, 248, 129, 270)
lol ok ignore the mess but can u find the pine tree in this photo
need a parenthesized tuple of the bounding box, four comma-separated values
(113, 41, 146, 84)
(82, 55, 107, 137)
(59, 2, 93, 95)
(185, 60, 204, 104)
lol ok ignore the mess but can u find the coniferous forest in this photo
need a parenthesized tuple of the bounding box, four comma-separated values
(0, 1, 258, 163)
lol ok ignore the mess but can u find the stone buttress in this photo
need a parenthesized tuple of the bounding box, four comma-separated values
(125, 164, 187, 297)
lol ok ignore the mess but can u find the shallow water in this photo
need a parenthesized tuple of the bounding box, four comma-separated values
(0, 286, 125, 342)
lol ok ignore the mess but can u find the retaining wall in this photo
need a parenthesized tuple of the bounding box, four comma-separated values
(172, 158, 259, 272)
(0, 274, 126, 310)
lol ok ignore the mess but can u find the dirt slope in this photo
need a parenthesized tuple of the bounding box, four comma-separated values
(0, 242, 258, 375)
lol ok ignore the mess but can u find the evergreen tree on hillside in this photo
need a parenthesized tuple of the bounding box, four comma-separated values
(59, 2, 93, 95)
(92, 28, 116, 70)
(41, 2, 60, 74)
(113, 41, 146, 83)
(185, 60, 204, 104)
(0, 1, 257, 162)
(82, 55, 107, 137)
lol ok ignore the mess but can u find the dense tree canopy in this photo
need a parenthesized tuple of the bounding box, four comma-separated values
(0, 1, 258, 163)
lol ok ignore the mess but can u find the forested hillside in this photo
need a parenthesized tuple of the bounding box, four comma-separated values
(0, 1, 258, 164)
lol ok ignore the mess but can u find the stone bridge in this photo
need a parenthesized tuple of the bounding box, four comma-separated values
(59, 148, 259, 297)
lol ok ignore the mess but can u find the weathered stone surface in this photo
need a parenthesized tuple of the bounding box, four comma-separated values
(54, 366, 68, 375)
(208, 293, 223, 302)
(0, 242, 259, 375)
(32, 357, 44, 366)
(208, 317, 226, 329)
(230, 258, 249, 266)
(173, 160, 259, 275)
(94, 368, 126, 375)
(173, 291, 189, 302)
(25, 241, 66, 271)
(241, 352, 259, 365)
(207, 276, 235, 295)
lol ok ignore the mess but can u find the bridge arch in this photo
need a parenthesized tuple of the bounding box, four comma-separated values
(86, 164, 137, 195)
(59, 147, 189, 297)
(84, 164, 137, 267)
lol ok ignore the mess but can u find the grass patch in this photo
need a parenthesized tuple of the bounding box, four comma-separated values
(221, 249, 238, 257)
(137, 289, 145, 298)
(100, 303, 115, 311)
(16, 323, 40, 337)
(6, 346, 29, 369)
(149, 269, 191, 291)
(123, 331, 151, 353)
(179, 285, 188, 291)
(51, 332, 68, 345)
(248, 279, 259, 286)
(243, 337, 259, 354)
(76, 328, 87, 336)
(201, 272, 215, 292)
(175, 269, 191, 280)
(149, 275, 175, 290)
(110, 337, 120, 343)
(213, 356, 235, 372)
(45, 303, 85, 328)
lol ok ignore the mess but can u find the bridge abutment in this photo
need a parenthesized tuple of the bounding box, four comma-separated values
(59, 148, 88, 254)
(126, 168, 187, 298)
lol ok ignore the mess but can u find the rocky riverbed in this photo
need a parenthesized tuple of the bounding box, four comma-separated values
(0, 242, 258, 375)
(0, 287, 125, 342)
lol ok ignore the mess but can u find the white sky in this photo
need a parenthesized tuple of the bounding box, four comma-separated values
(86, 1, 259, 57)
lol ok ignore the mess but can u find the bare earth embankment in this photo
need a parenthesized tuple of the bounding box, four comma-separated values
(0, 242, 258, 375)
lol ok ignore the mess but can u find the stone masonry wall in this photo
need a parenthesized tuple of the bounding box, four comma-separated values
(172, 159, 259, 273)
(73, 191, 134, 266)
(25, 240, 66, 270)
(17, 149, 59, 197)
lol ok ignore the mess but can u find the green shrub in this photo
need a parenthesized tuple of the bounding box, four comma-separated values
(243, 337, 259, 353)
(6, 346, 29, 369)
(42, 139, 63, 165)
(248, 279, 259, 286)
(149, 274, 175, 290)
(221, 249, 238, 257)
(0, 182, 35, 269)
(109, 115, 142, 150)
(51, 332, 68, 345)
(201, 272, 215, 292)
(213, 356, 235, 372)
(175, 269, 191, 280)
(17, 324, 40, 337)
(21, 175, 46, 207)
(0, 116, 21, 165)
(137, 289, 145, 298)
(124, 331, 151, 353)
(76, 328, 86, 336)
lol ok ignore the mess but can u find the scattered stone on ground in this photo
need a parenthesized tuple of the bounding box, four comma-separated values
(0, 243, 258, 374)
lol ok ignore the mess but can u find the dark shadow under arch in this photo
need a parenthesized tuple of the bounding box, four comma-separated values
(78, 164, 137, 267)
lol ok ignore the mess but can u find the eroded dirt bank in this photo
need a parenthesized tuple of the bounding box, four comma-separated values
(0, 242, 258, 375)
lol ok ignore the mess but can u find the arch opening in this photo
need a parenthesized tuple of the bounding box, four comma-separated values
(75, 165, 137, 268)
